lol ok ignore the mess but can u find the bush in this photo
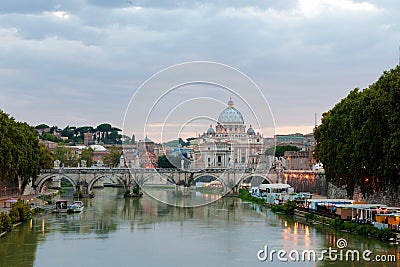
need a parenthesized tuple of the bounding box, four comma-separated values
(368, 227, 380, 238)
(355, 225, 369, 235)
(305, 213, 315, 221)
(238, 189, 267, 206)
(282, 201, 296, 215)
(330, 218, 344, 229)
(0, 212, 12, 233)
(343, 221, 357, 232)
(9, 200, 32, 224)
(271, 205, 283, 213)
(378, 228, 396, 241)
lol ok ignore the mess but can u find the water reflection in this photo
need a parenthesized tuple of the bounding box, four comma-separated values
(0, 188, 398, 267)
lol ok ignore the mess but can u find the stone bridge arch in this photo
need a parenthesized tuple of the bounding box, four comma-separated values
(242, 174, 272, 187)
(132, 171, 162, 186)
(88, 174, 127, 193)
(35, 174, 77, 193)
(192, 174, 220, 183)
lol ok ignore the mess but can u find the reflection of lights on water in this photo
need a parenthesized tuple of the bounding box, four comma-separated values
(29, 219, 33, 231)
(329, 234, 336, 246)
(42, 219, 45, 235)
(304, 225, 310, 247)
(197, 192, 221, 201)
(284, 221, 287, 227)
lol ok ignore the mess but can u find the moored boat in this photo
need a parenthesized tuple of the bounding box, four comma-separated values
(52, 200, 69, 213)
(68, 201, 84, 213)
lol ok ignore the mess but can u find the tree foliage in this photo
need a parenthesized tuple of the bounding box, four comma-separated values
(265, 145, 300, 157)
(9, 200, 32, 223)
(157, 155, 177, 168)
(53, 145, 78, 167)
(0, 110, 52, 194)
(314, 66, 400, 197)
(103, 146, 122, 167)
(80, 147, 94, 167)
(35, 124, 49, 129)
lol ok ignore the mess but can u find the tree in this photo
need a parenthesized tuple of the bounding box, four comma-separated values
(122, 135, 132, 144)
(35, 124, 49, 130)
(53, 145, 78, 167)
(41, 132, 62, 143)
(265, 145, 300, 157)
(157, 155, 177, 168)
(103, 146, 122, 167)
(95, 123, 122, 144)
(38, 143, 53, 169)
(314, 66, 400, 197)
(0, 110, 52, 194)
(80, 147, 94, 167)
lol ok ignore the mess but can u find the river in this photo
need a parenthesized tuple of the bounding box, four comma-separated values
(0, 188, 398, 267)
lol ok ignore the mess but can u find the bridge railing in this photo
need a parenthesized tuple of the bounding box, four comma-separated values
(40, 167, 269, 174)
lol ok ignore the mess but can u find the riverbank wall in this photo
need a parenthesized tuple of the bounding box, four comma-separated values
(286, 174, 399, 207)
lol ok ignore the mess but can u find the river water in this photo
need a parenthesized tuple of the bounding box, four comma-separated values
(0, 188, 398, 267)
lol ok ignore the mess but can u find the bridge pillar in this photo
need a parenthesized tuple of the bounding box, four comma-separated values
(75, 181, 93, 198)
(124, 181, 142, 197)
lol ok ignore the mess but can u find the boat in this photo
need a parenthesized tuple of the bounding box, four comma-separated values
(52, 200, 69, 213)
(68, 201, 84, 213)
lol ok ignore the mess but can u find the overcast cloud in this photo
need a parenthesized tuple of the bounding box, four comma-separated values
(0, 0, 399, 140)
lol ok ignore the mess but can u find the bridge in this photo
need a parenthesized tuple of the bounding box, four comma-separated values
(35, 167, 279, 197)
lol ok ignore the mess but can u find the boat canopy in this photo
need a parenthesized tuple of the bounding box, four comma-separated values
(259, 183, 292, 190)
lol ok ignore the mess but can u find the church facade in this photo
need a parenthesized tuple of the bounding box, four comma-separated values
(192, 98, 264, 169)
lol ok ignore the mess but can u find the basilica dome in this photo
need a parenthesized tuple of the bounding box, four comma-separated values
(218, 98, 244, 124)
(207, 125, 215, 134)
(247, 126, 255, 135)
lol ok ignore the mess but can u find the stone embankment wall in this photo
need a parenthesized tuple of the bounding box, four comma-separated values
(287, 174, 399, 206)
(352, 185, 400, 207)
(287, 174, 328, 196)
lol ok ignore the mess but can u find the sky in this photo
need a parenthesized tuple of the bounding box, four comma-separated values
(0, 0, 399, 142)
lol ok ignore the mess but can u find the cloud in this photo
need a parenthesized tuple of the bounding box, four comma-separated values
(0, 0, 399, 141)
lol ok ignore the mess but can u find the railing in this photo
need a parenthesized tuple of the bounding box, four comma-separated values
(40, 167, 269, 174)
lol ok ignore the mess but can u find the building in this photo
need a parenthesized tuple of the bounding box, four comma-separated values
(83, 132, 94, 146)
(139, 151, 158, 168)
(137, 136, 157, 168)
(138, 136, 155, 153)
(192, 98, 264, 169)
(284, 150, 314, 170)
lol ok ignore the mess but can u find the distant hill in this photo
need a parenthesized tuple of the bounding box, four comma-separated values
(163, 138, 192, 147)
(163, 139, 180, 147)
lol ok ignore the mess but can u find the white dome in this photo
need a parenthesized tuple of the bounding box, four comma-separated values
(89, 144, 107, 151)
(218, 98, 244, 124)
